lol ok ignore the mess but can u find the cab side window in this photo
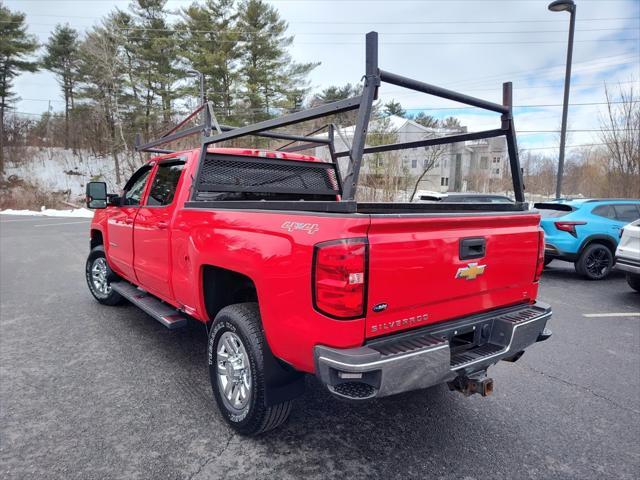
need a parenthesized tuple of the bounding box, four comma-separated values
(123, 166, 152, 206)
(146, 161, 185, 206)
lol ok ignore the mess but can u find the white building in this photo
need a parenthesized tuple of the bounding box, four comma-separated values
(313, 115, 507, 194)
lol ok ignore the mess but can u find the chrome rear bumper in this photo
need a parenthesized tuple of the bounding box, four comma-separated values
(314, 302, 552, 400)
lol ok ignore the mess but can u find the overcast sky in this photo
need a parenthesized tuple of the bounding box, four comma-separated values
(7, 0, 640, 154)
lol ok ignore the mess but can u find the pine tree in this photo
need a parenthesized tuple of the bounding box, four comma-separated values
(78, 16, 129, 184)
(412, 111, 439, 128)
(441, 116, 462, 129)
(109, 10, 143, 135)
(124, 0, 179, 134)
(237, 0, 318, 122)
(383, 99, 406, 118)
(0, 2, 39, 173)
(179, 0, 240, 122)
(42, 24, 80, 149)
(310, 83, 361, 128)
(312, 83, 360, 105)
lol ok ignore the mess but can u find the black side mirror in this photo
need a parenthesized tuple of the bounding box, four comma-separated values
(86, 182, 107, 209)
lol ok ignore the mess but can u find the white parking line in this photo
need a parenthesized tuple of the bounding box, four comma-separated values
(33, 221, 90, 227)
(583, 312, 640, 318)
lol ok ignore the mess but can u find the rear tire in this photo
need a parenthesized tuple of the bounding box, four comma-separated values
(575, 243, 613, 280)
(544, 257, 553, 267)
(208, 303, 292, 436)
(627, 274, 640, 292)
(85, 246, 124, 305)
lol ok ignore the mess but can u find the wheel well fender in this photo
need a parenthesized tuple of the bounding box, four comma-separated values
(201, 265, 258, 323)
(202, 267, 305, 405)
(579, 234, 617, 255)
(90, 229, 104, 250)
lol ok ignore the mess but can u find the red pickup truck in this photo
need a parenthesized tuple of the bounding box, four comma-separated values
(84, 32, 552, 435)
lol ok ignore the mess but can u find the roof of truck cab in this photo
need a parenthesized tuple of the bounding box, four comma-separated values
(148, 147, 324, 163)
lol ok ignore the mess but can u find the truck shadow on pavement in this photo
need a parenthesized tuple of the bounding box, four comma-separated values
(115, 306, 547, 478)
(104, 298, 639, 479)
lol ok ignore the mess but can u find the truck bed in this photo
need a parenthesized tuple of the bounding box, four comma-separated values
(179, 198, 542, 342)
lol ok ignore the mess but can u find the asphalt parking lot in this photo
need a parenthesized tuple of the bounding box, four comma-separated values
(1, 215, 639, 480)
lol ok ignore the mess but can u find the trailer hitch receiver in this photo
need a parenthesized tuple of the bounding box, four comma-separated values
(448, 375, 494, 397)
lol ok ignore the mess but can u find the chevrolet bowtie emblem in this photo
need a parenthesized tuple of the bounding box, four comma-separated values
(456, 262, 486, 280)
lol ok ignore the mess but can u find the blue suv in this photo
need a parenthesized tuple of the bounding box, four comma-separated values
(536, 199, 640, 280)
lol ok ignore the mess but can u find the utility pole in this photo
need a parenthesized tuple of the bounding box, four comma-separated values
(548, 0, 577, 199)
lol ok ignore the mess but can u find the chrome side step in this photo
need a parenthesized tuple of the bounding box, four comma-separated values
(111, 282, 188, 329)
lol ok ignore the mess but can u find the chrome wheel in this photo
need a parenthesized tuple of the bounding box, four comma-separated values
(216, 331, 252, 411)
(91, 257, 111, 295)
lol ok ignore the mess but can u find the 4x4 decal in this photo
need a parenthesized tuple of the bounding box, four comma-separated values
(281, 221, 319, 235)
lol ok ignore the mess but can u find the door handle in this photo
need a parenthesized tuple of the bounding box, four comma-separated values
(125, 218, 134, 225)
(460, 237, 486, 260)
(157, 221, 169, 229)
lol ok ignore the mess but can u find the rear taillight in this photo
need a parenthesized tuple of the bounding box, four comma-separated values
(554, 221, 586, 237)
(313, 238, 368, 319)
(534, 230, 545, 282)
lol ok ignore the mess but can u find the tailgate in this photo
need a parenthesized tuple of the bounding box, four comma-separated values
(365, 213, 541, 338)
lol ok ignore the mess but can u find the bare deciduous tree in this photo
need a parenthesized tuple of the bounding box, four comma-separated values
(409, 141, 446, 201)
(600, 84, 640, 198)
(357, 116, 416, 201)
(79, 18, 129, 184)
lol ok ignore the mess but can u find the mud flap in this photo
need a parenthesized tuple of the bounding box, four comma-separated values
(262, 342, 306, 407)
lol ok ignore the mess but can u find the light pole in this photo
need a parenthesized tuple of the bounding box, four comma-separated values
(548, 0, 577, 199)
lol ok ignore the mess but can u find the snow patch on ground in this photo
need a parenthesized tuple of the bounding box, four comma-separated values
(0, 207, 94, 218)
(5, 147, 135, 199)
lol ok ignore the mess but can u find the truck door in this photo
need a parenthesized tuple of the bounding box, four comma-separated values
(133, 160, 185, 300)
(107, 165, 153, 281)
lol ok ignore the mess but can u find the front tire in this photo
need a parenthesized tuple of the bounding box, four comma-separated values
(627, 274, 640, 292)
(208, 303, 292, 436)
(575, 243, 613, 280)
(85, 245, 124, 305)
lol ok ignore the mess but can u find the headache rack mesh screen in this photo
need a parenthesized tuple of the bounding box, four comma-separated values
(194, 154, 341, 200)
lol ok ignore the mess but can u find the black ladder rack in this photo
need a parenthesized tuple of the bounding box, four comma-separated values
(135, 31, 526, 206)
